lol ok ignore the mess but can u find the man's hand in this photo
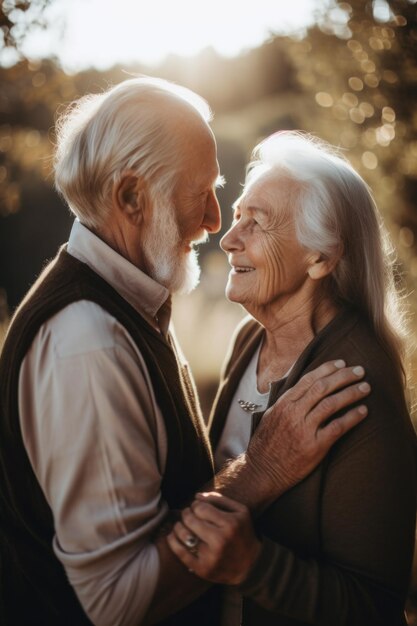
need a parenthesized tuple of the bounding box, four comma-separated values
(215, 360, 370, 511)
(167, 493, 261, 585)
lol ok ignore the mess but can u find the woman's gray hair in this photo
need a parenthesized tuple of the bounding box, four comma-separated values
(54, 77, 212, 229)
(245, 131, 407, 380)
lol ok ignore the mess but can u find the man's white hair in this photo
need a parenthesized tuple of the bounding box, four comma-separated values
(54, 76, 212, 229)
(243, 131, 407, 379)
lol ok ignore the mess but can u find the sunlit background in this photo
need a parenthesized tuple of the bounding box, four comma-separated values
(1, 0, 417, 615)
(16, 0, 324, 69)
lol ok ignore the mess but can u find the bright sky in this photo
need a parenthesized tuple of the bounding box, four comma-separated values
(21, 0, 329, 71)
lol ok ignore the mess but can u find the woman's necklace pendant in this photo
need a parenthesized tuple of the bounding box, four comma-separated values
(238, 399, 262, 413)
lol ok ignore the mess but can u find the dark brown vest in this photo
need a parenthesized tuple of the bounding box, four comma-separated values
(0, 247, 217, 625)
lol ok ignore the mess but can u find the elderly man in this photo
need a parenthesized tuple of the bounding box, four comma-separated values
(0, 77, 369, 626)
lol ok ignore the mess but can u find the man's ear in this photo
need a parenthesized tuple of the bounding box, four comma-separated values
(112, 173, 147, 226)
(307, 247, 343, 280)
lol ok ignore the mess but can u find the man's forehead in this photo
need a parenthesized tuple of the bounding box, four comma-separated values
(191, 161, 221, 186)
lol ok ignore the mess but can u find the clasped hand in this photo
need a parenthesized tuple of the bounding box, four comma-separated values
(167, 492, 261, 586)
(167, 360, 370, 584)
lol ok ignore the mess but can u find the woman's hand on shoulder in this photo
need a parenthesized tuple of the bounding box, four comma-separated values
(246, 360, 371, 500)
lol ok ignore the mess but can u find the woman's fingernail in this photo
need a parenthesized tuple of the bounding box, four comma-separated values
(358, 405, 368, 415)
(334, 360, 346, 368)
(359, 382, 370, 392)
(353, 366, 364, 376)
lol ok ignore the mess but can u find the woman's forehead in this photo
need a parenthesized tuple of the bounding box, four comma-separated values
(239, 172, 297, 214)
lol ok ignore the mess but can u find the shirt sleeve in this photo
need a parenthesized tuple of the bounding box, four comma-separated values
(18, 300, 169, 626)
(238, 383, 416, 625)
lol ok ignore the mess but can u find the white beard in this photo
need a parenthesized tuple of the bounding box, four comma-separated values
(142, 198, 204, 294)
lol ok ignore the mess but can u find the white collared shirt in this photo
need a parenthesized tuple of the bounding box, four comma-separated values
(18, 220, 174, 625)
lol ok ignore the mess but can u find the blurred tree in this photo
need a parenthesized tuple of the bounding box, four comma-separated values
(0, 0, 53, 66)
(284, 0, 417, 340)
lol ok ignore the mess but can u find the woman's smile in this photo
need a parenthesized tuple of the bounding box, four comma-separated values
(230, 264, 256, 274)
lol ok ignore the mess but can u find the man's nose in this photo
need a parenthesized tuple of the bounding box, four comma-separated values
(203, 190, 222, 234)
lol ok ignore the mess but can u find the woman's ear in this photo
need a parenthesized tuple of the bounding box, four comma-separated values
(307, 246, 343, 280)
(112, 173, 148, 226)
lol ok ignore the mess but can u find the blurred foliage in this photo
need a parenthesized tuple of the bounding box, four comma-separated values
(0, 0, 53, 66)
(295, 0, 417, 275)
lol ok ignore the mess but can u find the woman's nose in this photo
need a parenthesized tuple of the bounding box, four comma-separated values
(220, 222, 241, 253)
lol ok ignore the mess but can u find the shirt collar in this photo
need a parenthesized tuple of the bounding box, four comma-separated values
(67, 219, 170, 323)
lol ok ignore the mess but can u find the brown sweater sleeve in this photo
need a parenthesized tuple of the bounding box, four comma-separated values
(238, 363, 416, 625)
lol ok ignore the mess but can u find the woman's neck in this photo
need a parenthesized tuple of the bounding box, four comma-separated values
(253, 292, 340, 392)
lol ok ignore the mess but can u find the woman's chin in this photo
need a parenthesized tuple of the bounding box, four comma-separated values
(225, 289, 239, 303)
(225, 286, 250, 307)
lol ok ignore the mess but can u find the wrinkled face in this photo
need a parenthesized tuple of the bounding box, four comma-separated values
(220, 172, 314, 311)
(144, 119, 222, 294)
(172, 122, 222, 250)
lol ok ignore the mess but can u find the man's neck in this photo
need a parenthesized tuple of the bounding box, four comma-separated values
(93, 218, 147, 273)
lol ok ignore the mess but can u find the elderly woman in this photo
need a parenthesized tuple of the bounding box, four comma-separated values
(167, 132, 417, 625)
